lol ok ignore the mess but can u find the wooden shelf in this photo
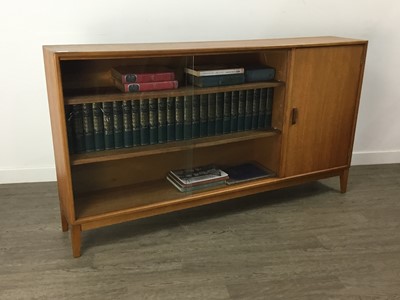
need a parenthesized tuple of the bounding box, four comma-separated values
(74, 176, 280, 223)
(64, 81, 285, 105)
(70, 129, 280, 165)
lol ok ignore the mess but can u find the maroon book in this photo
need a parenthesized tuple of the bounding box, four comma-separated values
(113, 78, 179, 93)
(112, 66, 175, 83)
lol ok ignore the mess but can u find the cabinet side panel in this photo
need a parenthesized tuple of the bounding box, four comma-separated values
(43, 49, 75, 222)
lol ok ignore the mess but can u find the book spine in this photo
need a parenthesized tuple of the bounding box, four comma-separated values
(149, 98, 158, 145)
(122, 100, 133, 147)
(116, 72, 175, 84)
(175, 96, 184, 141)
(113, 101, 124, 149)
(223, 92, 232, 134)
(158, 97, 167, 144)
(245, 89, 254, 130)
(231, 91, 239, 132)
(237, 90, 246, 131)
(252, 89, 261, 130)
(258, 88, 267, 129)
(116, 80, 179, 92)
(131, 100, 141, 146)
(215, 92, 224, 135)
(72, 104, 85, 153)
(139, 99, 149, 146)
(192, 95, 200, 139)
(265, 88, 274, 128)
(199, 94, 208, 137)
(166, 97, 176, 142)
(65, 106, 74, 153)
(183, 95, 193, 140)
(92, 103, 105, 151)
(102, 102, 114, 150)
(207, 93, 216, 136)
(82, 103, 95, 152)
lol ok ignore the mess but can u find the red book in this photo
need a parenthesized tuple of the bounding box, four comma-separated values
(113, 79, 179, 93)
(111, 66, 175, 83)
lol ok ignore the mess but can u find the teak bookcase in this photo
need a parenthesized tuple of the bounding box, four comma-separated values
(43, 37, 367, 257)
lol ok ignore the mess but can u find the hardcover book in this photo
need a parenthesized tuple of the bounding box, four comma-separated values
(187, 74, 244, 88)
(175, 96, 184, 141)
(166, 97, 176, 142)
(82, 103, 95, 152)
(199, 94, 208, 137)
(192, 95, 200, 139)
(111, 66, 175, 83)
(113, 101, 124, 149)
(149, 98, 158, 144)
(184, 65, 244, 77)
(131, 100, 141, 146)
(102, 102, 114, 150)
(158, 97, 167, 144)
(223, 162, 275, 185)
(168, 165, 229, 187)
(244, 65, 275, 82)
(92, 103, 105, 151)
(113, 78, 179, 93)
(139, 99, 150, 146)
(122, 101, 133, 148)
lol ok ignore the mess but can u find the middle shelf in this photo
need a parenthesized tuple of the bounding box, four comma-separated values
(71, 129, 280, 165)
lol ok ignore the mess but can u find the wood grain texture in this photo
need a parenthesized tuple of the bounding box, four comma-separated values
(1, 164, 400, 299)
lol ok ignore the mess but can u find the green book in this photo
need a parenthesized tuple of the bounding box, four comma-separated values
(183, 95, 193, 140)
(265, 88, 274, 128)
(237, 90, 246, 131)
(131, 100, 141, 146)
(207, 93, 216, 136)
(258, 88, 267, 129)
(215, 92, 224, 135)
(245, 89, 254, 130)
(158, 97, 167, 143)
(188, 73, 245, 87)
(252, 89, 261, 130)
(167, 97, 176, 142)
(149, 98, 158, 145)
(113, 101, 124, 149)
(65, 105, 74, 153)
(92, 103, 105, 151)
(82, 103, 95, 152)
(199, 94, 208, 137)
(223, 92, 232, 134)
(175, 96, 184, 141)
(72, 104, 85, 153)
(192, 95, 200, 139)
(140, 99, 150, 146)
(122, 101, 133, 148)
(231, 91, 239, 132)
(102, 102, 114, 150)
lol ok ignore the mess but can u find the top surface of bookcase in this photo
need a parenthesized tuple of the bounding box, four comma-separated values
(43, 36, 367, 59)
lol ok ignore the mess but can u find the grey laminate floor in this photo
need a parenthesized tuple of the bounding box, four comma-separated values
(1, 164, 400, 299)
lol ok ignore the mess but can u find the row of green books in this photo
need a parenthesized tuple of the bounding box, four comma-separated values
(65, 88, 274, 154)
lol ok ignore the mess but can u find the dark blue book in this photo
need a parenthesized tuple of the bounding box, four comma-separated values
(192, 95, 200, 139)
(244, 66, 275, 82)
(102, 102, 114, 150)
(188, 73, 245, 87)
(265, 88, 274, 128)
(92, 103, 105, 151)
(237, 90, 246, 131)
(113, 101, 124, 149)
(224, 162, 275, 185)
(82, 103, 95, 152)
(223, 92, 232, 134)
(122, 100, 133, 148)
(140, 99, 149, 146)
(183, 95, 193, 140)
(258, 88, 267, 129)
(166, 97, 176, 142)
(207, 93, 216, 136)
(175, 96, 184, 141)
(158, 97, 167, 144)
(199, 94, 208, 137)
(252, 89, 261, 130)
(231, 91, 239, 132)
(215, 92, 224, 135)
(149, 98, 158, 144)
(131, 100, 141, 146)
(72, 104, 85, 153)
(245, 90, 254, 130)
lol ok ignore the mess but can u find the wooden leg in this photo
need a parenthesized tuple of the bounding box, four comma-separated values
(60, 211, 69, 232)
(340, 169, 349, 193)
(71, 225, 82, 258)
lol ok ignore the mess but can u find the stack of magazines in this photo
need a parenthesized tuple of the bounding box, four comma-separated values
(167, 165, 229, 192)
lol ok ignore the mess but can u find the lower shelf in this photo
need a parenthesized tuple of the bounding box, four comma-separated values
(74, 176, 279, 225)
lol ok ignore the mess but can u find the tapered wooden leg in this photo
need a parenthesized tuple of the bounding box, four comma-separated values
(340, 169, 349, 193)
(71, 225, 82, 258)
(60, 211, 69, 232)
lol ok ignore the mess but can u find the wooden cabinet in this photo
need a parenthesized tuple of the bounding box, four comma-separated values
(43, 37, 367, 257)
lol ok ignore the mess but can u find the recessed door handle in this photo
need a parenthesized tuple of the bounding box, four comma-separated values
(291, 108, 298, 125)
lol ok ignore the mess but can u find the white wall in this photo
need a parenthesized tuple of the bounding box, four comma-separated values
(0, 0, 399, 183)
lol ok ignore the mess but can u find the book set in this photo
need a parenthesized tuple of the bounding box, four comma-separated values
(167, 163, 275, 192)
(66, 65, 276, 154)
